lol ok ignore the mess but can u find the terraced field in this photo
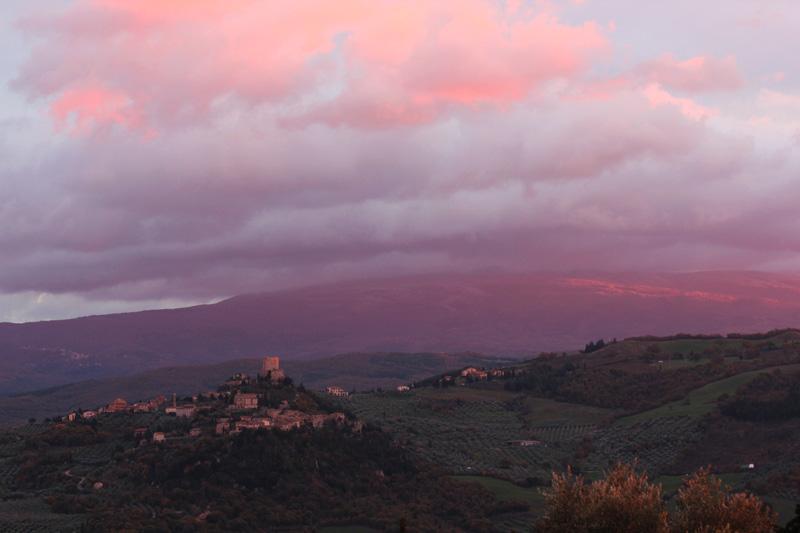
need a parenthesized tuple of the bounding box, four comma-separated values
(530, 424, 598, 444)
(588, 416, 702, 475)
(347, 391, 565, 481)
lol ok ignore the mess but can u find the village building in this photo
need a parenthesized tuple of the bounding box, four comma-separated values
(234, 392, 259, 409)
(225, 373, 249, 387)
(64, 412, 77, 422)
(275, 418, 304, 431)
(174, 405, 197, 418)
(396, 385, 410, 392)
(105, 397, 128, 413)
(489, 368, 506, 378)
(234, 417, 272, 431)
(325, 386, 349, 397)
(131, 402, 152, 413)
(133, 427, 148, 438)
(82, 410, 97, 419)
(215, 418, 231, 435)
(152, 432, 166, 443)
(507, 439, 542, 447)
(189, 427, 203, 438)
(460, 367, 488, 380)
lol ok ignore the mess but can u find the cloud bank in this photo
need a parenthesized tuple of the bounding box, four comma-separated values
(2, 0, 800, 320)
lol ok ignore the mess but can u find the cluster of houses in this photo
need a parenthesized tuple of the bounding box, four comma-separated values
(62, 355, 356, 443)
(461, 366, 507, 380)
(64, 394, 171, 421)
(226, 387, 354, 433)
(320, 365, 512, 398)
(325, 386, 349, 398)
(215, 403, 352, 434)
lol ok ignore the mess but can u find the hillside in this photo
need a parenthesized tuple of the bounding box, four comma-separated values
(338, 330, 800, 527)
(3, 271, 800, 394)
(0, 374, 502, 532)
(0, 352, 508, 427)
(1, 331, 800, 530)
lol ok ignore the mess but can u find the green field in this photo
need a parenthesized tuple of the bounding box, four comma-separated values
(452, 475, 545, 506)
(618, 363, 800, 425)
(519, 397, 618, 427)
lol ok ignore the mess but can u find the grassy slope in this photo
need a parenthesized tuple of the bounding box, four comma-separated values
(619, 363, 800, 425)
(452, 475, 545, 506)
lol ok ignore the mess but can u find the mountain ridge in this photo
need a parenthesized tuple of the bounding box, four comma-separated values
(2, 270, 800, 394)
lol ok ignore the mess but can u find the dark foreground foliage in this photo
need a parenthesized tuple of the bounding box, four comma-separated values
(26, 424, 500, 532)
(538, 463, 778, 533)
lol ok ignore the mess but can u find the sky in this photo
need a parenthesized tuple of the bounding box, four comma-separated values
(1, 0, 800, 322)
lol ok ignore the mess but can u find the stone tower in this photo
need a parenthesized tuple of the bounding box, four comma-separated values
(261, 356, 280, 375)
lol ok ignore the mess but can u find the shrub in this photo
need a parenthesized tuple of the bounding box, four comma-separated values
(674, 468, 777, 533)
(537, 464, 777, 533)
(538, 464, 669, 533)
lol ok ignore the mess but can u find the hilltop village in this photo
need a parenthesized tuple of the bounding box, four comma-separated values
(60, 356, 359, 443)
(50, 353, 520, 450)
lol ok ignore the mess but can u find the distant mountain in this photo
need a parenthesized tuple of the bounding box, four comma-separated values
(2, 270, 800, 394)
(0, 351, 507, 426)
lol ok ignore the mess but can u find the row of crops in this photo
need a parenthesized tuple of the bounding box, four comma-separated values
(347, 393, 574, 482)
(589, 416, 702, 474)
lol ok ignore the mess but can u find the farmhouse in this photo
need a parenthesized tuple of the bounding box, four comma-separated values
(460, 367, 488, 380)
(174, 405, 197, 418)
(325, 386, 349, 397)
(507, 439, 542, 447)
(396, 385, 410, 392)
(105, 398, 128, 413)
(234, 393, 259, 409)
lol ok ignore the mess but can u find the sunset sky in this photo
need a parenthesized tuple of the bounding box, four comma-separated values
(2, 0, 800, 322)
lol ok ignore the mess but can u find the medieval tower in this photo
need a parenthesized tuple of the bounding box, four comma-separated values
(261, 355, 285, 381)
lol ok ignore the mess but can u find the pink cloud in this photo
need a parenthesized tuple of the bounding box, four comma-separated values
(49, 82, 151, 136)
(15, 0, 608, 132)
(635, 54, 743, 93)
(643, 83, 715, 120)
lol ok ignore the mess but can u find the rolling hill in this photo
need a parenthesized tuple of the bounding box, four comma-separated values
(0, 352, 508, 426)
(2, 270, 800, 394)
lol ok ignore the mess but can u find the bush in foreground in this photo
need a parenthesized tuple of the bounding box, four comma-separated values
(538, 464, 778, 533)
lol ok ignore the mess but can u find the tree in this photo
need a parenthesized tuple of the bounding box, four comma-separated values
(537, 464, 778, 533)
(674, 468, 777, 533)
(538, 463, 669, 533)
